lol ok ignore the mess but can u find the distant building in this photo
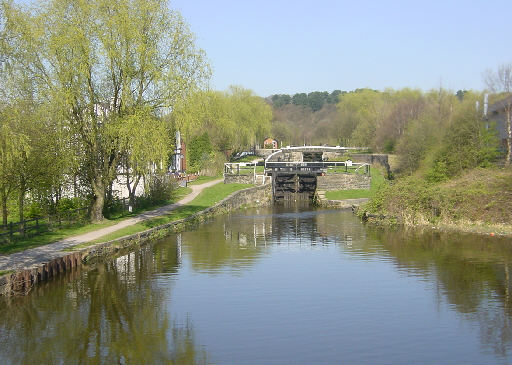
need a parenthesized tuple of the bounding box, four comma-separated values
(488, 96, 511, 150)
(263, 137, 279, 149)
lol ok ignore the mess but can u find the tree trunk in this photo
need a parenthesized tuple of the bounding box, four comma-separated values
(128, 174, 141, 207)
(91, 179, 105, 222)
(1, 193, 7, 227)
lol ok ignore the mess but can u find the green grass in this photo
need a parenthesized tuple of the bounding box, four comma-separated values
(82, 183, 253, 245)
(325, 189, 373, 200)
(0, 270, 13, 276)
(188, 175, 222, 185)
(0, 186, 193, 255)
(324, 167, 385, 200)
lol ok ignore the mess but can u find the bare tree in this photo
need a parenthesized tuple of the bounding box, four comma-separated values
(484, 63, 512, 165)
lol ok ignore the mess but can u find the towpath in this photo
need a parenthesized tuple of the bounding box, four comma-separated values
(0, 179, 223, 272)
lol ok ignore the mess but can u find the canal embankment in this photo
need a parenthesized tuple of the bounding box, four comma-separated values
(358, 168, 512, 237)
(0, 183, 272, 297)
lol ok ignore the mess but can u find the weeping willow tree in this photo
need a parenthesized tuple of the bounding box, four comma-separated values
(1, 0, 210, 221)
(172, 86, 272, 167)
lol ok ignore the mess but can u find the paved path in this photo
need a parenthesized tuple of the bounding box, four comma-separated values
(0, 179, 223, 272)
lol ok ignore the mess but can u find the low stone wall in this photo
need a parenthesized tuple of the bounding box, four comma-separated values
(224, 174, 254, 184)
(317, 174, 371, 191)
(322, 151, 345, 160)
(0, 184, 272, 297)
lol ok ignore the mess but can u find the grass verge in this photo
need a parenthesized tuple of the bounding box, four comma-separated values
(324, 167, 385, 200)
(188, 175, 222, 186)
(71, 183, 253, 248)
(0, 186, 193, 255)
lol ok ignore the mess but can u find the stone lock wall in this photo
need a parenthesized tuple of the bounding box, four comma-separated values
(317, 174, 371, 191)
(223, 174, 254, 184)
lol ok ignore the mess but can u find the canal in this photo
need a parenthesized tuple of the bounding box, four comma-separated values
(1, 206, 512, 364)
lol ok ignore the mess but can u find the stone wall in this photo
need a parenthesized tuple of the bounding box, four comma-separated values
(224, 174, 254, 184)
(0, 184, 272, 297)
(322, 151, 346, 160)
(317, 174, 370, 191)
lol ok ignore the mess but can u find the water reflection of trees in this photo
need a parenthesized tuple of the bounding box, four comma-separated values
(355, 228, 512, 357)
(0, 244, 208, 364)
(180, 207, 366, 273)
(217, 206, 512, 357)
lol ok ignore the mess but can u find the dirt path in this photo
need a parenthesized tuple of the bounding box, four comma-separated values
(0, 179, 223, 272)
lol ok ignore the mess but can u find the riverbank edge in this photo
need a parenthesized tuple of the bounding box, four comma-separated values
(315, 189, 369, 210)
(0, 184, 272, 297)
(359, 211, 512, 238)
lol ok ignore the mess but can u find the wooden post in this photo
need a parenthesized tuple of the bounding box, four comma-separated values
(9, 222, 13, 241)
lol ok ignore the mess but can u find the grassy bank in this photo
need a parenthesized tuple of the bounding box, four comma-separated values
(73, 182, 253, 247)
(324, 167, 385, 200)
(188, 175, 222, 185)
(0, 186, 192, 255)
(359, 167, 512, 235)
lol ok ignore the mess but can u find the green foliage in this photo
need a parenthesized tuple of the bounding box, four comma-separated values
(425, 95, 499, 182)
(172, 86, 272, 160)
(271, 94, 291, 108)
(307, 91, 329, 111)
(144, 175, 178, 206)
(188, 133, 214, 173)
(292, 93, 308, 106)
(273, 90, 343, 112)
(2, 0, 210, 221)
(360, 168, 512, 229)
(56, 198, 88, 212)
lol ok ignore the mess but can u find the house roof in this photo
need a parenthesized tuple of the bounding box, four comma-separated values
(489, 95, 512, 113)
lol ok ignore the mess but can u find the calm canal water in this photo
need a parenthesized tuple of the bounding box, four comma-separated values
(1, 205, 512, 364)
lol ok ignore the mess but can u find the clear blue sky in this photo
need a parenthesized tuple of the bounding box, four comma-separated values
(171, 0, 511, 96)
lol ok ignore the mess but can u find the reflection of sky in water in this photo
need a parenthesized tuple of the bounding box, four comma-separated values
(1, 207, 512, 364)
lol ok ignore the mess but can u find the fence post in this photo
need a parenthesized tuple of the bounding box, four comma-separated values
(9, 222, 13, 241)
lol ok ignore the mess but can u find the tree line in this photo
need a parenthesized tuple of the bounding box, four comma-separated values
(271, 80, 510, 179)
(270, 90, 346, 111)
(0, 0, 271, 224)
